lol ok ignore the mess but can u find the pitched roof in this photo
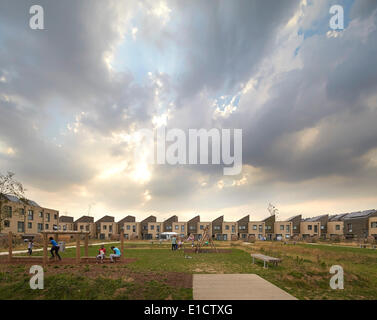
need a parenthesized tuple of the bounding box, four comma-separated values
(74, 215, 94, 223)
(304, 214, 328, 222)
(95, 215, 115, 223)
(286, 214, 302, 222)
(237, 215, 250, 223)
(117, 215, 136, 224)
(1, 194, 40, 207)
(343, 210, 377, 220)
(59, 216, 74, 223)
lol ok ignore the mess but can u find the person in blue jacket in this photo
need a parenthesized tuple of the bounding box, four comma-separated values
(49, 237, 62, 261)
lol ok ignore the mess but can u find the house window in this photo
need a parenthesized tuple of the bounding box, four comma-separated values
(314, 225, 318, 233)
(253, 225, 257, 230)
(280, 225, 284, 231)
(45, 224, 49, 230)
(86, 225, 89, 231)
(37, 223, 43, 232)
(285, 234, 290, 239)
(242, 233, 246, 239)
(371, 222, 377, 228)
(157, 225, 160, 232)
(181, 225, 185, 231)
(189, 225, 195, 230)
(347, 224, 352, 232)
(28, 210, 34, 221)
(18, 221, 25, 233)
(214, 226, 220, 231)
(336, 225, 341, 231)
(80, 225, 84, 230)
(28, 222, 32, 229)
(53, 225, 58, 230)
(3, 206, 12, 218)
(103, 225, 107, 230)
(259, 225, 263, 232)
(175, 225, 179, 230)
(200, 225, 204, 230)
(225, 225, 230, 230)
(46, 213, 50, 222)
(54, 214, 58, 220)
(63, 225, 67, 231)
(166, 225, 172, 231)
(132, 226, 136, 232)
(4, 220, 10, 228)
(232, 225, 235, 233)
(109, 225, 112, 233)
(39, 212, 43, 218)
(293, 226, 297, 230)
(150, 225, 155, 230)
(286, 225, 290, 232)
(321, 225, 324, 230)
(308, 225, 312, 231)
(126, 225, 131, 230)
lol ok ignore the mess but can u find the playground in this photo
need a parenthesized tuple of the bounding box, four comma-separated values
(1, 239, 377, 300)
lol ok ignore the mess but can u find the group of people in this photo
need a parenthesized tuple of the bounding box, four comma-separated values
(25, 237, 121, 263)
(171, 236, 185, 250)
(96, 245, 121, 263)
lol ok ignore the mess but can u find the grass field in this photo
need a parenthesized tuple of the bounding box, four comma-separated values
(0, 241, 376, 300)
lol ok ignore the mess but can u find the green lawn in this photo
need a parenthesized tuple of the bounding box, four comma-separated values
(1, 241, 377, 300)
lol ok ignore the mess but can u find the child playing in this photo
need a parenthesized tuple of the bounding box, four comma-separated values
(96, 245, 106, 263)
(49, 237, 61, 261)
(110, 246, 121, 262)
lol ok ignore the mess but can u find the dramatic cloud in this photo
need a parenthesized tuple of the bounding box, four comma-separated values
(0, 0, 377, 222)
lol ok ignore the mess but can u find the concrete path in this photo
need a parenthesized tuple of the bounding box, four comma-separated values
(193, 274, 297, 300)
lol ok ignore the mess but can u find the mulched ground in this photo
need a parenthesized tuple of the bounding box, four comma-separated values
(0, 261, 193, 289)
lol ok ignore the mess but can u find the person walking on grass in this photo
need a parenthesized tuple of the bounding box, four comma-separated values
(49, 237, 61, 261)
(110, 246, 121, 262)
(27, 239, 34, 255)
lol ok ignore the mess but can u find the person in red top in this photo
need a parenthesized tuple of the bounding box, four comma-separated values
(96, 245, 106, 263)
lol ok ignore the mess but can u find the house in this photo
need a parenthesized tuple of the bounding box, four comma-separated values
(369, 216, 377, 240)
(0, 195, 59, 236)
(172, 221, 187, 238)
(163, 215, 178, 232)
(146, 221, 163, 240)
(95, 215, 116, 240)
(196, 221, 212, 240)
(221, 221, 238, 241)
(140, 215, 156, 239)
(248, 221, 265, 240)
(342, 210, 377, 240)
(74, 216, 95, 237)
(287, 214, 302, 237)
(212, 216, 224, 240)
(237, 215, 249, 240)
(263, 215, 275, 240)
(300, 218, 321, 238)
(274, 221, 293, 240)
(117, 216, 139, 240)
(327, 214, 347, 238)
(187, 215, 200, 239)
(59, 215, 74, 232)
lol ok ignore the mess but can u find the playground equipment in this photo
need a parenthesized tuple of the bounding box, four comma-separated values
(195, 225, 217, 253)
(6, 230, 126, 265)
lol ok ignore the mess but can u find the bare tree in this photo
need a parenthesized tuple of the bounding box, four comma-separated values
(0, 172, 27, 233)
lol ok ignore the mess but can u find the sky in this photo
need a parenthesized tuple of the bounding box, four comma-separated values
(1, 0, 377, 222)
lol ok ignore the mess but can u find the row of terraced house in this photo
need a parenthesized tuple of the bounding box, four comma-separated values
(57, 211, 377, 241)
(1, 195, 377, 241)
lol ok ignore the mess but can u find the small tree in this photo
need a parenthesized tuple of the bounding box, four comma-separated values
(0, 172, 27, 233)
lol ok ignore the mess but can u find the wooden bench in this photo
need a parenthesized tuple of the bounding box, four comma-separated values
(81, 256, 121, 263)
(251, 253, 281, 269)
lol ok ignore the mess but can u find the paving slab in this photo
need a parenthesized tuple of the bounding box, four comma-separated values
(193, 274, 297, 300)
